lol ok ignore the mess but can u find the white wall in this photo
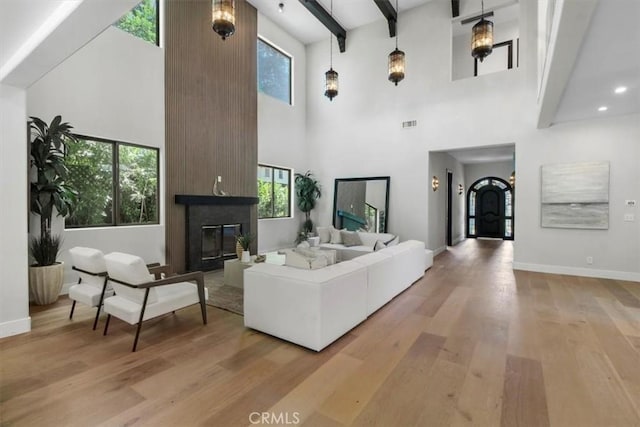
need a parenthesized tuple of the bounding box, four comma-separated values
(429, 152, 466, 253)
(27, 27, 165, 288)
(464, 160, 514, 189)
(0, 84, 31, 338)
(306, 0, 537, 249)
(514, 113, 640, 280)
(256, 13, 309, 252)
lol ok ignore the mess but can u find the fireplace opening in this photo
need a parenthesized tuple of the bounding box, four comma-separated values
(202, 224, 241, 261)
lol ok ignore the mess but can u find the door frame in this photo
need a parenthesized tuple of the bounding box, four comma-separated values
(446, 170, 453, 246)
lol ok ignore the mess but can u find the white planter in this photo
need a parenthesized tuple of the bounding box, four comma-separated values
(241, 250, 251, 263)
(29, 262, 64, 305)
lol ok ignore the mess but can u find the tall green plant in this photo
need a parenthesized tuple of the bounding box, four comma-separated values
(29, 116, 78, 266)
(294, 171, 321, 233)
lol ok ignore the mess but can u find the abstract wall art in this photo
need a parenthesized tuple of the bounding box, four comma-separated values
(541, 161, 610, 229)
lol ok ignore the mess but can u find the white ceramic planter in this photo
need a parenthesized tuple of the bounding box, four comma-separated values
(241, 251, 251, 263)
(29, 262, 64, 305)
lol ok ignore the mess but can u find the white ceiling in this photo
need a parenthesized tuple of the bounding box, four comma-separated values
(553, 0, 640, 124)
(247, 0, 433, 45)
(444, 144, 515, 164)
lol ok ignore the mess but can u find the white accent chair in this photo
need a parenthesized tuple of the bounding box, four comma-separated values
(103, 252, 208, 352)
(68, 247, 113, 330)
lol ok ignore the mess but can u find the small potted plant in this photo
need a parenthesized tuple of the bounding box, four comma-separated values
(29, 115, 78, 304)
(236, 233, 254, 263)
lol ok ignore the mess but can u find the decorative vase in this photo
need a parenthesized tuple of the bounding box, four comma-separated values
(28, 262, 64, 305)
(236, 241, 243, 259)
(241, 250, 251, 263)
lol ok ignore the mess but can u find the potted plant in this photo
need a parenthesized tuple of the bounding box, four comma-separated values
(236, 233, 254, 262)
(294, 171, 321, 235)
(28, 116, 78, 305)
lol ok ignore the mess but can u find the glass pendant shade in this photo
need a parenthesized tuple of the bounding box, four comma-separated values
(471, 18, 493, 62)
(325, 68, 338, 101)
(388, 48, 405, 85)
(212, 0, 235, 40)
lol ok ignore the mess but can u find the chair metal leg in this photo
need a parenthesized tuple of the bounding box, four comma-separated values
(69, 300, 76, 320)
(132, 288, 151, 352)
(93, 276, 109, 331)
(103, 314, 111, 336)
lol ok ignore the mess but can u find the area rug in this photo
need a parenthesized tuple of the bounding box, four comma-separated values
(204, 270, 243, 316)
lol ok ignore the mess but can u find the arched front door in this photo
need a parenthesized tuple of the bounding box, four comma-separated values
(467, 177, 514, 240)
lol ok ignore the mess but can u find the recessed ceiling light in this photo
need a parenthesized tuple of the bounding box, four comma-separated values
(614, 86, 627, 94)
(598, 106, 608, 112)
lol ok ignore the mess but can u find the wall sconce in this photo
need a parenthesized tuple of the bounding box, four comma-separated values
(212, 0, 235, 40)
(458, 183, 464, 195)
(509, 171, 515, 187)
(432, 176, 440, 192)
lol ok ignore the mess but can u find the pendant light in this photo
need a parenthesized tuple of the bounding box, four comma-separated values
(471, 0, 493, 62)
(212, 0, 235, 40)
(324, 0, 338, 101)
(388, 0, 405, 85)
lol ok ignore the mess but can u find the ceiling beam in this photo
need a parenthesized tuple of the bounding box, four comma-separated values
(298, 0, 346, 52)
(373, 0, 397, 38)
(451, 0, 460, 18)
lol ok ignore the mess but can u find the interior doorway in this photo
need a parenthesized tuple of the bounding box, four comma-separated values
(446, 170, 453, 246)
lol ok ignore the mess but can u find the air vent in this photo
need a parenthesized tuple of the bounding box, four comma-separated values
(402, 120, 417, 128)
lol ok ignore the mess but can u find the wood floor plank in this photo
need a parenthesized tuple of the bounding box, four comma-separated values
(2, 239, 639, 426)
(351, 332, 446, 427)
(500, 355, 550, 427)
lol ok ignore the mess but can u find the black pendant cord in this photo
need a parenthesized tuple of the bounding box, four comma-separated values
(395, 0, 399, 50)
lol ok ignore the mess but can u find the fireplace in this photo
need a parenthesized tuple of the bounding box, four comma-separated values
(175, 195, 258, 271)
(201, 224, 241, 260)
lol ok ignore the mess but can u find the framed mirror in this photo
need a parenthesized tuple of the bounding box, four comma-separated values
(333, 177, 390, 233)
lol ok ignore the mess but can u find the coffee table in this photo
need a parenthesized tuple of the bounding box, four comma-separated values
(223, 252, 285, 289)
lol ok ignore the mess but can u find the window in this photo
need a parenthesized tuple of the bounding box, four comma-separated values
(258, 165, 291, 219)
(257, 38, 292, 104)
(114, 0, 159, 46)
(66, 135, 159, 228)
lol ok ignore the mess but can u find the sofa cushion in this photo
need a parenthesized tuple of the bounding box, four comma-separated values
(341, 230, 363, 247)
(284, 250, 328, 270)
(104, 252, 158, 304)
(69, 247, 107, 274)
(357, 232, 397, 247)
(316, 226, 334, 244)
(330, 228, 343, 244)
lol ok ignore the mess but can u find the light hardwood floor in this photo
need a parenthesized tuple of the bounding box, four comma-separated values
(2, 239, 640, 426)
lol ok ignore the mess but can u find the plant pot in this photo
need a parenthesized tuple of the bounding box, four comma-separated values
(29, 262, 64, 305)
(236, 241, 243, 259)
(241, 250, 251, 263)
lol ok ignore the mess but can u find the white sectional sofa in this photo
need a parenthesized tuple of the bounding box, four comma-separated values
(244, 240, 432, 351)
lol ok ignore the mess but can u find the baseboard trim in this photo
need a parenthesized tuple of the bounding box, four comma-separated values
(512, 262, 640, 282)
(433, 246, 447, 256)
(453, 236, 465, 246)
(0, 316, 31, 338)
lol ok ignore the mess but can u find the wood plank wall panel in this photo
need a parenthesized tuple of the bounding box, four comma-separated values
(165, 0, 258, 272)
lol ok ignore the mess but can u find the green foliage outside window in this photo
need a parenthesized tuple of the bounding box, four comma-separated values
(258, 165, 291, 219)
(258, 38, 291, 104)
(66, 136, 158, 228)
(114, 0, 158, 45)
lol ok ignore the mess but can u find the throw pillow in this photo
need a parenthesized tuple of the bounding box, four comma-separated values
(330, 228, 343, 244)
(374, 240, 387, 251)
(297, 241, 310, 249)
(316, 226, 333, 244)
(341, 230, 363, 247)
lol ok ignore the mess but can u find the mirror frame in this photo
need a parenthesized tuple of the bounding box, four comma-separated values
(332, 176, 391, 233)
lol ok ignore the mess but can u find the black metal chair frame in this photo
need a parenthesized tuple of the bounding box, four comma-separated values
(103, 266, 207, 352)
(69, 266, 109, 330)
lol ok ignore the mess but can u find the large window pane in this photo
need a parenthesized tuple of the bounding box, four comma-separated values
(66, 138, 114, 227)
(258, 166, 274, 218)
(258, 164, 291, 219)
(114, 0, 158, 45)
(258, 39, 292, 104)
(119, 145, 158, 224)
